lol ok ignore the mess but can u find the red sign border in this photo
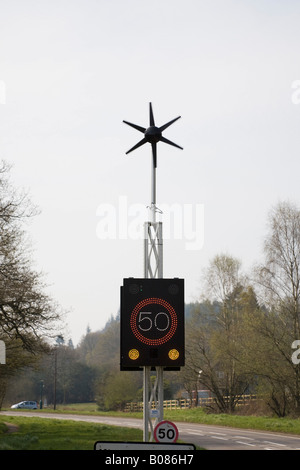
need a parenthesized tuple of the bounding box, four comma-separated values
(154, 420, 179, 443)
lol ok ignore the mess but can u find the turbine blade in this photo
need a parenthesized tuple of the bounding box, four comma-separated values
(160, 136, 183, 150)
(151, 142, 157, 168)
(123, 120, 146, 133)
(126, 138, 147, 154)
(149, 102, 155, 126)
(159, 116, 181, 132)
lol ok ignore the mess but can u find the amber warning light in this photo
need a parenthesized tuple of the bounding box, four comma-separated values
(120, 278, 184, 370)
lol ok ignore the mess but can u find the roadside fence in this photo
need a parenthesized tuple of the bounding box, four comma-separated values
(125, 394, 256, 412)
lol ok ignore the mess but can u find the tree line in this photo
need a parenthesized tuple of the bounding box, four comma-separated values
(184, 201, 300, 417)
(1, 161, 300, 416)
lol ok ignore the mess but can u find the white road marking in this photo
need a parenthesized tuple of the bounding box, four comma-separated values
(184, 430, 204, 436)
(263, 441, 286, 447)
(235, 441, 256, 447)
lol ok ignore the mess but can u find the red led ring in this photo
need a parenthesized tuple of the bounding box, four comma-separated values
(130, 297, 177, 345)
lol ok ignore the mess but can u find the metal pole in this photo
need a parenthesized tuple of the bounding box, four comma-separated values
(143, 153, 164, 442)
(143, 366, 150, 442)
(53, 347, 57, 410)
(157, 366, 164, 423)
(151, 157, 156, 223)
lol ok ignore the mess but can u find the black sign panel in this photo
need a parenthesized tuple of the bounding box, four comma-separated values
(120, 278, 184, 370)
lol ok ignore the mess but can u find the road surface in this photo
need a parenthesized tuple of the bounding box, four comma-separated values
(2, 411, 300, 450)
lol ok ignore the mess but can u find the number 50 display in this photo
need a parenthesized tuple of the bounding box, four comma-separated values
(120, 278, 184, 369)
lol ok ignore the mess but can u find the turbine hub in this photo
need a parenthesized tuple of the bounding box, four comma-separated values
(145, 126, 161, 143)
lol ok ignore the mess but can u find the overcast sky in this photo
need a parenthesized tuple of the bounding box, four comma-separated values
(1, 0, 300, 345)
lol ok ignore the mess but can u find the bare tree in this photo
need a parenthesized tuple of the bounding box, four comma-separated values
(0, 161, 63, 407)
(0, 161, 61, 352)
(254, 201, 300, 415)
(257, 201, 300, 337)
(186, 254, 252, 413)
(204, 254, 243, 332)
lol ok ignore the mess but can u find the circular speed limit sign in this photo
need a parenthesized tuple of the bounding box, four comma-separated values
(154, 420, 179, 443)
(130, 298, 178, 346)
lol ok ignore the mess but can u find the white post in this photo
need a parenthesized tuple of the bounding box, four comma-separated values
(0, 340, 5, 364)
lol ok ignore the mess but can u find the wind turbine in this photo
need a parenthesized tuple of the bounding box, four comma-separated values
(123, 102, 183, 168)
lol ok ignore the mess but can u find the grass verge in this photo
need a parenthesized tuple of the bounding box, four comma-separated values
(163, 408, 300, 435)
(4, 403, 300, 437)
(41, 403, 300, 435)
(0, 415, 143, 450)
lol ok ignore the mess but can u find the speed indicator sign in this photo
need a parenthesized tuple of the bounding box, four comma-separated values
(120, 278, 184, 369)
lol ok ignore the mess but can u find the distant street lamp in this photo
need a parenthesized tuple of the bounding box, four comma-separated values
(39, 380, 44, 409)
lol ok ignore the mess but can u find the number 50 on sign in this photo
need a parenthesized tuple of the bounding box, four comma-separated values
(154, 420, 179, 443)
